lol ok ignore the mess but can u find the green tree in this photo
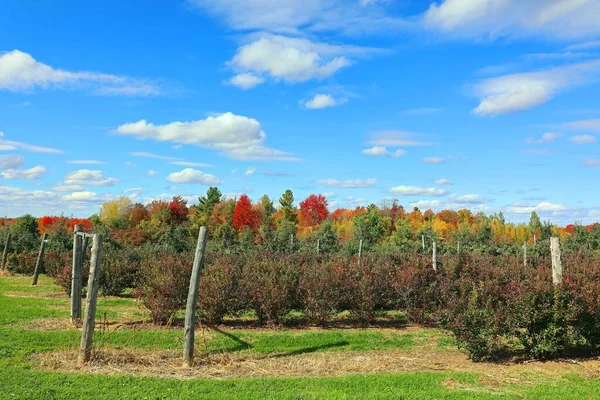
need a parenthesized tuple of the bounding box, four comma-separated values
(11, 214, 40, 253)
(529, 211, 542, 236)
(196, 187, 222, 223)
(278, 189, 297, 225)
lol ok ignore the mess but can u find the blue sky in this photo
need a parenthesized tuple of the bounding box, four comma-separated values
(1, 0, 600, 224)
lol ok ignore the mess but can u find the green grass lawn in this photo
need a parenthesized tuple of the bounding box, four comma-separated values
(1, 274, 600, 399)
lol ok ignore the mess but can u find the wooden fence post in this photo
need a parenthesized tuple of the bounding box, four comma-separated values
(183, 227, 209, 368)
(78, 234, 102, 365)
(358, 239, 363, 265)
(80, 234, 89, 270)
(290, 233, 294, 249)
(421, 235, 425, 251)
(1, 232, 11, 271)
(71, 225, 83, 323)
(32, 233, 48, 285)
(550, 237, 563, 286)
(523, 241, 527, 267)
(316, 239, 320, 255)
(432, 241, 437, 271)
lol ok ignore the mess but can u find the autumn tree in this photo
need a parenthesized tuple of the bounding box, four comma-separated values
(129, 203, 149, 227)
(232, 195, 259, 231)
(99, 197, 133, 229)
(196, 187, 222, 224)
(299, 194, 329, 228)
(168, 196, 189, 224)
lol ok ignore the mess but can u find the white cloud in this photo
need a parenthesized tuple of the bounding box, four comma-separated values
(61, 191, 98, 202)
(567, 40, 600, 50)
(1, 165, 46, 180)
(507, 201, 566, 214)
(169, 161, 214, 167)
(166, 168, 222, 185)
(116, 112, 298, 161)
(228, 73, 265, 89)
(450, 194, 488, 204)
(422, 156, 444, 164)
(526, 132, 561, 144)
(147, 170, 158, 176)
(562, 118, 600, 131)
(0, 131, 63, 153)
(473, 61, 600, 116)
(0, 154, 24, 169)
(189, 0, 406, 36)
(304, 93, 347, 109)
(244, 167, 256, 176)
(361, 146, 406, 158)
(67, 160, 106, 165)
(318, 178, 377, 188)
(62, 169, 119, 187)
(583, 158, 600, 167)
(229, 36, 353, 84)
(124, 162, 135, 167)
(570, 135, 597, 144)
(434, 178, 452, 185)
(423, 0, 600, 40)
(389, 185, 447, 196)
(130, 151, 180, 161)
(0, 50, 159, 95)
(368, 130, 434, 146)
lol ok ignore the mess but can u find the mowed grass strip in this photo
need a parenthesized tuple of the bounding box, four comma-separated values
(3, 274, 600, 399)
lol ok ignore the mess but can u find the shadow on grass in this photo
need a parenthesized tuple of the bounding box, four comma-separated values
(262, 341, 351, 359)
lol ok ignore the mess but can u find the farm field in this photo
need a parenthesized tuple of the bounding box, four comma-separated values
(2, 273, 600, 399)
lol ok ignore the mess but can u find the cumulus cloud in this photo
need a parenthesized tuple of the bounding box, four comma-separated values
(317, 178, 377, 188)
(61, 191, 98, 202)
(423, 0, 600, 40)
(244, 167, 256, 176)
(361, 146, 406, 158)
(0, 131, 63, 153)
(166, 168, 222, 185)
(473, 61, 600, 116)
(62, 169, 119, 187)
(0, 50, 159, 95)
(389, 185, 446, 196)
(368, 130, 434, 147)
(1, 165, 46, 180)
(422, 156, 444, 164)
(0, 154, 24, 169)
(116, 112, 298, 161)
(570, 135, 597, 144)
(228, 73, 265, 89)
(434, 178, 452, 185)
(526, 132, 561, 144)
(507, 201, 566, 214)
(303, 94, 347, 109)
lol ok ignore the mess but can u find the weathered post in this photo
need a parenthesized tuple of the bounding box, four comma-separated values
(183, 227, 209, 368)
(32, 233, 48, 285)
(358, 239, 363, 265)
(71, 224, 83, 323)
(533, 235, 537, 246)
(316, 239, 320, 255)
(290, 233, 294, 249)
(432, 241, 437, 271)
(523, 241, 527, 267)
(550, 237, 563, 286)
(457, 241, 460, 255)
(80, 234, 89, 270)
(1, 232, 11, 271)
(78, 234, 102, 365)
(421, 235, 425, 251)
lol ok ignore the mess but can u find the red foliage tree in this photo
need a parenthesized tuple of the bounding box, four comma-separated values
(168, 196, 189, 224)
(232, 195, 259, 231)
(299, 194, 329, 228)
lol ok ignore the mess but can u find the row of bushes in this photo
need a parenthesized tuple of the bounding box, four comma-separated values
(134, 251, 600, 361)
(10, 243, 600, 362)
